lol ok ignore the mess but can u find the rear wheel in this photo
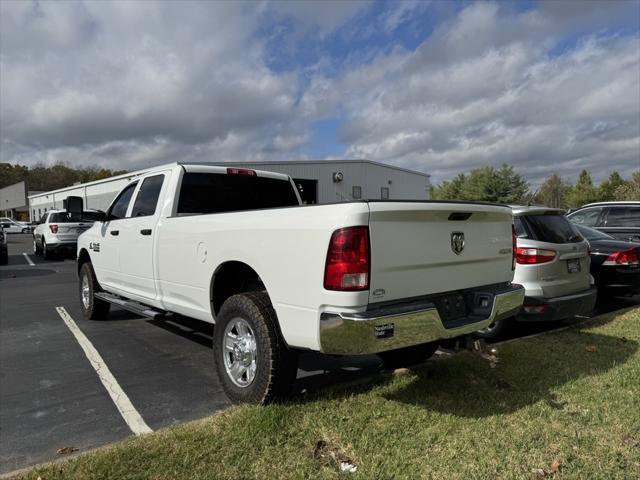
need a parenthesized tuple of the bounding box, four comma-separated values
(33, 238, 42, 255)
(79, 262, 111, 320)
(213, 291, 298, 404)
(21, 228, 30, 234)
(379, 342, 439, 370)
(42, 239, 53, 260)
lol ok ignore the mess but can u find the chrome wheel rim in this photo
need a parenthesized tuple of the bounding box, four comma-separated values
(222, 317, 257, 388)
(81, 274, 91, 309)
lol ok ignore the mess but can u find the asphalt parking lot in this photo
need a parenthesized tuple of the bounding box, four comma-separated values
(1, 233, 638, 474)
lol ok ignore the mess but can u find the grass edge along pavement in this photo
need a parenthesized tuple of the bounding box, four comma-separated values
(12, 307, 640, 479)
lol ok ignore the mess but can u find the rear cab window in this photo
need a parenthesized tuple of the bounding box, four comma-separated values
(177, 172, 300, 215)
(515, 212, 583, 244)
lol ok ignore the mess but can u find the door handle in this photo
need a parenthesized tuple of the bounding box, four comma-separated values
(140, 229, 152, 236)
(110, 230, 119, 236)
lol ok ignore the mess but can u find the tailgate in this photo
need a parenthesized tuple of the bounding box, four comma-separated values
(367, 202, 514, 303)
(55, 222, 92, 240)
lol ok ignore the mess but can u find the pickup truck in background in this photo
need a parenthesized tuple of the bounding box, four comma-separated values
(72, 163, 524, 404)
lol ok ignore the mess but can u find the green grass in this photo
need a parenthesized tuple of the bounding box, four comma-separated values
(17, 308, 640, 479)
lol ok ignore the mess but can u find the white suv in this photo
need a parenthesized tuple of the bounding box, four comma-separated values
(476, 206, 597, 338)
(33, 210, 101, 259)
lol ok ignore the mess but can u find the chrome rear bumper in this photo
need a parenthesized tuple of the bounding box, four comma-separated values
(319, 283, 525, 355)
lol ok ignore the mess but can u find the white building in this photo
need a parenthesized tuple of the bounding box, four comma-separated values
(28, 160, 431, 220)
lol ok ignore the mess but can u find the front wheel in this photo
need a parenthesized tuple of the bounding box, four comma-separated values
(79, 262, 111, 320)
(379, 342, 439, 370)
(213, 291, 298, 404)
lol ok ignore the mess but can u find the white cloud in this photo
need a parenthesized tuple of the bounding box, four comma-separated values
(300, 2, 640, 184)
(0, 0, 302, 169)
(0, 0, 638, 187)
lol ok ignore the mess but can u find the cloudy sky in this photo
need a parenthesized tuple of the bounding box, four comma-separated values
(1, 0, 639, 186)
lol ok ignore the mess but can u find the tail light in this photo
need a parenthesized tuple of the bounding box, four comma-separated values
(227, 168, 256, 176)
(512, 224, 516, 270)
(324, 226, 370, 291)
(516, 247, 556, 264)
(49, 224, 58, 234)
(603, 248, 639, 266)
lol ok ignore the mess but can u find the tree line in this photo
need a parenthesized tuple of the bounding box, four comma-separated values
(432, 165, 639, 208)
(0, 163, 128, 192)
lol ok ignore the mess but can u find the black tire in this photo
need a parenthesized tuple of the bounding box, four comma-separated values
(213, 291, 298, 404)
(0, 249, 7, 265)
(42, 240, 53, 260)
(474, 317, 511, 340)
(22, 228, 29, 234)
(79, 262, 111, 320)
(379, 342, 439, 370)
(33, 237, 42, 255)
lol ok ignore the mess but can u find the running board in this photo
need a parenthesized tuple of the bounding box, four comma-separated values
(94, 292, 171, 320)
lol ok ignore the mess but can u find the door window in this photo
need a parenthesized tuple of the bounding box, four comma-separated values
(108, 182, 138, 220)
(604, 207, 640, 227)
(131, 175, 165, 217)
(568, 207, 603, 227)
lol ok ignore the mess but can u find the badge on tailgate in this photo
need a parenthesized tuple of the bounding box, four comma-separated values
(451, 231, 465, 255)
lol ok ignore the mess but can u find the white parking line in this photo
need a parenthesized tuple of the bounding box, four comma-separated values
(55, 306, 153, 436)
(22, 253, 35, 266)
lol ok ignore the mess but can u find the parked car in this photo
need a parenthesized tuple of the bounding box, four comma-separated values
(0, 226, 7, 265)
(71, 162, 525, 404)
(575, 225, 640, 298)
(33, 209, 101, 260)
(476, 206, 596, 338)
(568, 201, 640, 243)
(0, 217, 32, 234)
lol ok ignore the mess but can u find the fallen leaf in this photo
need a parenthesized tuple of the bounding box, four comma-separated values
(550, 459, 562, 473)
(340, 461, 358, 473)
(585, 345, 597, 352)
(531, 467, 546, 478)
(313, 439, 357, 473)
(56, 446, 79, 455)
(622, 434, 638, 446)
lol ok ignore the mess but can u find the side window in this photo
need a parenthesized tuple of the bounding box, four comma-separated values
(569, 207, 603, 227)
(605, 207, 640, 227)
(39, 213, 48, 224)
(130, 175, 165, 217)
(108, 182, 138, 220)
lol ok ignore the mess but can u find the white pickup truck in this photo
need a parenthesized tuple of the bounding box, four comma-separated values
(72, 163, 524, 403)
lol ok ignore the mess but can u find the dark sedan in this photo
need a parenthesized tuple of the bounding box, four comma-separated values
(576, 225, 640, 298)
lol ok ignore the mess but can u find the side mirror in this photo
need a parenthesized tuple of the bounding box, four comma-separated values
(65, 196, 84, 221)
